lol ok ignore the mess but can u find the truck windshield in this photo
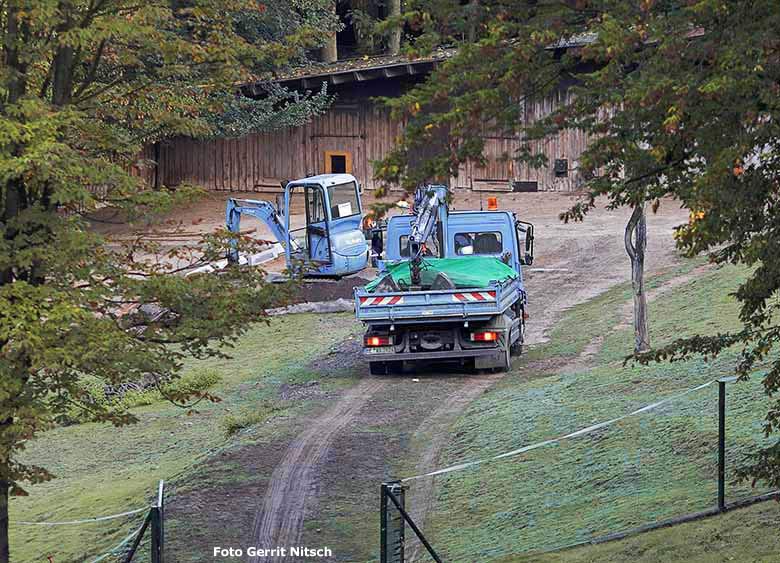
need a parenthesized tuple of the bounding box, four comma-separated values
(455, 231, 503, 255)
(327, 182, 360, 219)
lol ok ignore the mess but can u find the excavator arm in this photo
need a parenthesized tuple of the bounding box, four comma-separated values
(226, 198, 293, 263)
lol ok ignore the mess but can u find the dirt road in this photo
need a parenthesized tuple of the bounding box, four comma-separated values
(241, 192, 690, 562)
(248, 380, 384, 563)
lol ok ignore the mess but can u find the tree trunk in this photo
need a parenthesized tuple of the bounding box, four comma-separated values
(467, 0, 480, 43)
(320, 1, 338, 63)
(388, 0, 401, 55)
(1, 5, 29, 561)
(0, 480, 7, 563)
(625, 203, 649, 353)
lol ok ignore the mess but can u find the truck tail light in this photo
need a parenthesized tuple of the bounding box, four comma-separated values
(471, 331, 499, 342)
(365, 335, 393, 347)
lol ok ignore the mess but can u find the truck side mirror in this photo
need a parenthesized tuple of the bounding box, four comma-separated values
(517, 220, 535, 266)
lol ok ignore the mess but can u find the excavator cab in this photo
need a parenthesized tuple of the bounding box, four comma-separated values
(226, 173, 369, 278)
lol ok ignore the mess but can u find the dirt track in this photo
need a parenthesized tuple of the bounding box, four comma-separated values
(240, 192, 690, 562)
(248, 380, 384, 563)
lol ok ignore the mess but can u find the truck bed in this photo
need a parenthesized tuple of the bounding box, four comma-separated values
(354, 277, 524, 324)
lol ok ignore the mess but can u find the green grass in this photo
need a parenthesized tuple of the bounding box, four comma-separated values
(417, 261, 779, 561)
(9, 313, 359, 563)
(219, 400, 290, 437)
(504, 500, 780, 562)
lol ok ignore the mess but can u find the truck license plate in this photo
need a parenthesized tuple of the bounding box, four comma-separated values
(366, 346, 395, 355)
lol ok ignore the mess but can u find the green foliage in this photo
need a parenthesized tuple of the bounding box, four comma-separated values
(162, 368, 222, 397)
(0, 2, 329, 556)
(206, 84, 332, 139)
(375, 0, 780, 488)
(206, 0, 339, 138)
(220, 401, 288, 437)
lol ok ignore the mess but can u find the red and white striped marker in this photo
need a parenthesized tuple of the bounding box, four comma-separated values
(452, 291, 496, 303)
(359, 295, 405, 306)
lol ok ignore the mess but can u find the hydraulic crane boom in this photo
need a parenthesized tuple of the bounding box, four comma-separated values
(407, 185, 449, 286)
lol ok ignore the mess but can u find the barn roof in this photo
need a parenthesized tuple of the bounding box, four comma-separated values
(245, 28, 703, 95)
(244, 48, 456, 93)
(249, 35, 593, 94)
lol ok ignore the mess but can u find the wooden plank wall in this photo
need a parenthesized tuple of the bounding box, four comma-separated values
(154, 93, 589, 193)
(458, 86, 591, 192)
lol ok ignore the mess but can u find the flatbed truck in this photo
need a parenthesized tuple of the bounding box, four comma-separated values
(354, 186, 534, 374)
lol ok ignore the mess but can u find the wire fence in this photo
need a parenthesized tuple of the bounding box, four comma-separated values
(12, 480, 165, 563)
(382, 376, 779, 562)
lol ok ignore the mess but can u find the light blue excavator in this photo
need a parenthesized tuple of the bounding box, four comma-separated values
(226, 173, 370, 278)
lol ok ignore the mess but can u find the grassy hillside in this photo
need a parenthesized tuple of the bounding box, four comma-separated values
(9, 313, 359, 563)
(415, 262, 779, 561)
(506, 500, 780, 563)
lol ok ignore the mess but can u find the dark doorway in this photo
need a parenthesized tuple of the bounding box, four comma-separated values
(330, 154, 347, 174)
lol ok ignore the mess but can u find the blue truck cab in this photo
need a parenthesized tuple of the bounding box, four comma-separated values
(384, 210, 529, 274)
(355, 201, 535, 374)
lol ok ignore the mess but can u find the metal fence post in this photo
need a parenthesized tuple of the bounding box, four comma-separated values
(718, 380, 726, 511)
(151, 507, 161, 563)
(380, 481, 406, 563)
(391, 483, 405, 563)
(381, 484, 388, 563)
(158, 480, 165, 563)
(151, 480, 165, 563)
(717, 377, 735, 512)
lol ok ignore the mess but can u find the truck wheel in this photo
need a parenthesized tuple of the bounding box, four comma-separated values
(500, 343, 512, 372)
(510, 340, 524, 356)
(369, 362, 388, 376)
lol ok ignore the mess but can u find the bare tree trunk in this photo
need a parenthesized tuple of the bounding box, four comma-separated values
(388, 0, 401, 55)
(625, 203, 649, 353)
(320, 1, 338, 63)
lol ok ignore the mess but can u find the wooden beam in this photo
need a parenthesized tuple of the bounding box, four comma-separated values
(384, 65, 407, 78)
(331, 73, 355, 85)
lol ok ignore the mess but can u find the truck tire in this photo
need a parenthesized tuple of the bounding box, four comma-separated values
(501, 343, 512, 372)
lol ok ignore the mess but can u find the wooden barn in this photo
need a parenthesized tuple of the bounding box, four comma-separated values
(148, 2, 592, 194)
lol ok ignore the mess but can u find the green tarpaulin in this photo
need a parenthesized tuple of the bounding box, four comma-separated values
(365, 256, 518, 292)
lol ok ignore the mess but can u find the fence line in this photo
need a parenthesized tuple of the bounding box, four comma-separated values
(383, 376, 779, 562)
(89, 520, 147, 563)
(15, 506, 148, 526)
(402, 378, 716, 482)
(13, 481, 165, 563)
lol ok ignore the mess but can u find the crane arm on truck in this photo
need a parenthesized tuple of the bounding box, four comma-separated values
(407, 185, 449, 286)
